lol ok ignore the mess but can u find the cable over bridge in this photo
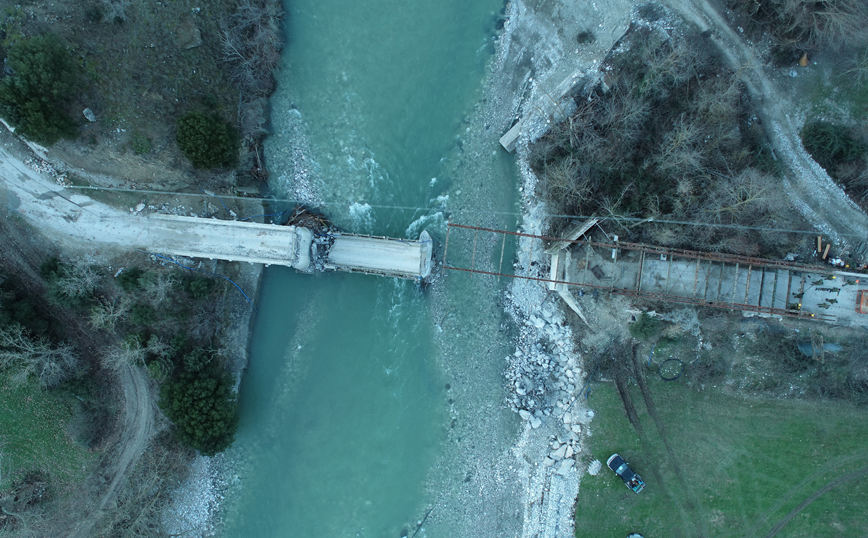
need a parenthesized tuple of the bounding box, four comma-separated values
(0, 152, 433, 280)
(134, 215, 433, 280)
(443, 221, 868, 327)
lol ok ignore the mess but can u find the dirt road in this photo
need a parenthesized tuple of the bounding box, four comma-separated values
(662, 0, 868, 244)
(66, 365, 153, 538)
(0, 135, 156, 538)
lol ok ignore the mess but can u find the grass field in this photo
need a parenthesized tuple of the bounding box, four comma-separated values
(577, 365, 868, 538)
(0, 373, 96, 491)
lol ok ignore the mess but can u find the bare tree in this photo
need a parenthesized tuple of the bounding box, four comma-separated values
(140, 273, 177, 307)
(653, 115, 707, 177)
(89, 297, 131, 332)
(100, 337, 147, 372)
(221, 0, 282, 97)
(0, 325, 78, 389)
(54, 262, 101, 300)
(100, 334, 172, 372)
(91, 437, 193, 538)
(189, 294, 227, 341)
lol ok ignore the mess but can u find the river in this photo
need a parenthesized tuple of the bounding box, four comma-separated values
(219, 1, 521, 536)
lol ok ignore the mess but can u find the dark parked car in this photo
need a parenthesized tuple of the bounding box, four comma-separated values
(607, 453, 645, 493)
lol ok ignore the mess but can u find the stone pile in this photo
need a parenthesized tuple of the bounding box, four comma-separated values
(505, 296, 589, 453)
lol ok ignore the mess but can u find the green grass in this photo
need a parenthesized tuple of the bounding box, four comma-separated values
(578, 370, 868, 538)
(0, 373, 96, 491)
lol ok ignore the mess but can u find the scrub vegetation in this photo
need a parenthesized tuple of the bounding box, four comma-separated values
(530, 22, 804, 257)
(730, 0, 868, 59)
(799, 120, 868, 206)
(0, 33, 81, 145)
(0, 247, 240, 534)
(0, 0, 281, 186)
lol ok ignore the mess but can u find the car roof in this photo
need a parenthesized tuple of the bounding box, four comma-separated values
(607, 454, 625, 469)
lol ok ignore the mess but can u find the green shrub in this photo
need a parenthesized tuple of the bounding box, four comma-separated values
(116, 267, 144, 292)
(185, 276, 215, 299)
(175, 112, 238, 169)
(129, 131, 152, 154)
(159, 367, 238, 455)
(0, 34, 80, 145)
(629, 312, 659, 340)
(183, 348, 211, 373)
(800, 120, 867, 172)
(129, 303, 156, 326)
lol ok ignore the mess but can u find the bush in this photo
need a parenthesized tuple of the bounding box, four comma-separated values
(159, 366, 238, 455)
(176, 112, 238, 169)
(0, 34, 80, 145)
(800, 120, 867, 172)
(129, 303, 156, 326)
(185, 275, 215, 299)
(629, 312, 659, 340)
(734, 0, 868, 49)
(116, 267, 145, 292)
(129, 131, 152, 154)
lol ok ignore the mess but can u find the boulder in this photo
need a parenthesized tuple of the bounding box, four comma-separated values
(562, 412, 572, 425)
(530, 416, 542, 429)
(82, 108, 97, 122)
(556, 459, 574, 475)
(551, 444, 568, 460)
(519, 409, 531, 421)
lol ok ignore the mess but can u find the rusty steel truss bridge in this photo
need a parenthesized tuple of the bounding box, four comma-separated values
(443, 221, 868, 326)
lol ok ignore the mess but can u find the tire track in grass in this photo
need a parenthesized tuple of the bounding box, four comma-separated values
(631, 347, 707, 538)
(746, 449, 868, 538)
(762, 467, 868, 538)
(613, 368, 693, 538)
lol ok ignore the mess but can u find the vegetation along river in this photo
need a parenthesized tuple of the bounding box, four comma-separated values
(220, 0, 524, 536)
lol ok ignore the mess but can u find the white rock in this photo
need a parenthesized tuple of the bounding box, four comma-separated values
(134, 203, 145, 212)
(571, 424, 582, 434)
(543, 457, 555, 467)
(531, 316, 545, 329)
(587, 460, 602, 476)
(530, 416, 542, 429)
(556, 459, 574, 475)
(565, 445, 574, 459)
(83, 108, 97, 122)
(551, 445, 567, 460)
(519, 409, 531, 420)
(562, 412, 572, 425)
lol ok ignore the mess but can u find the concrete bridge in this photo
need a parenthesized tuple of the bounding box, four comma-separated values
(0, 146, 433, 280)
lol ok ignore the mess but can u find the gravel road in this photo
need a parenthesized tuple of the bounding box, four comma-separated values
(662, 0, 868, 244)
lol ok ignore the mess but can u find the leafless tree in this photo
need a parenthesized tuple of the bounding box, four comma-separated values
(100, 337, 147, 372)
(0, 325, 78, 389)
(189, 294, 227, 341)
(653, 115, 707, 177)
(221, 0, 282, 97)
(89, 297, 131, 332)
(140, 273, 177, 307)
(54, 262, 101, 300)
(91, 437, 193, 538)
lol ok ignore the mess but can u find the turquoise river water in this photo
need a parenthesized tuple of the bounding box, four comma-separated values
(221, 1, 519, 536)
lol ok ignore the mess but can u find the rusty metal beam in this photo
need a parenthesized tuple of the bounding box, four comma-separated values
(443, 263, 831, 321)
(446, 223, 823, 272)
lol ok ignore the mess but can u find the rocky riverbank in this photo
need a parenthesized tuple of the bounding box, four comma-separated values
(493, 0, 635, 536)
